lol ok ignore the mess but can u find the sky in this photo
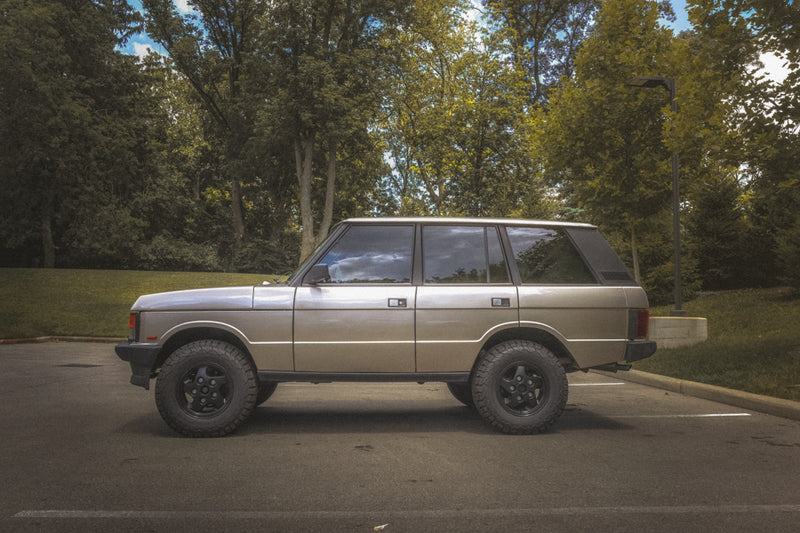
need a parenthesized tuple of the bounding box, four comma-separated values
(120, 1, 787, 83)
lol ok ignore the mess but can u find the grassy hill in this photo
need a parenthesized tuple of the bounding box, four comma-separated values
(1, 269, 798, 401)
(639, 287, 800, 401)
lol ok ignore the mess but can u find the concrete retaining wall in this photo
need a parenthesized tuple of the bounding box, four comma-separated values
(649, 317, 708, 349)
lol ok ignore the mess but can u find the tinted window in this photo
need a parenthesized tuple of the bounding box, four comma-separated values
(315, 225, 413, 283)
(506, 227, 595, 284)
(423, 226, 509, 284)
(566, 227, 634, 285)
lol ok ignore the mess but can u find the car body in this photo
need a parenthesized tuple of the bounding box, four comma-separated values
(116, 218, 656, 436)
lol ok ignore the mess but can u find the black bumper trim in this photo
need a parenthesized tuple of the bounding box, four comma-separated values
(115, 342, 162, 390)
(624, 340, 657, 363)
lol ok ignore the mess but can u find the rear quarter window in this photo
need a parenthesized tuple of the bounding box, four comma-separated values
(565, 227, 635, 285)
(506, 227, 596, 284)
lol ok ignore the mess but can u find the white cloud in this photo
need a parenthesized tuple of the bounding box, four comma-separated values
(133, 42, 153, 59)
(175, 0, 192, 13)
(758, 52, 791, 84)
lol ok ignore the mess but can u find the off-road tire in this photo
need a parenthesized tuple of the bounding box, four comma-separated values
(155, 340, 258, 437)
(447, 382, 475, 407)
(472, 340, 568, 434)
(255, 381, 278, 406)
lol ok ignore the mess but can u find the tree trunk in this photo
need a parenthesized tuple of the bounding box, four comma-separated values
(41, 214, 55, 268)
(295, 136, 316, 262)
(230, 177, 245, 243)
(317, 139, 337, 246)
(631, 226, 641, 285)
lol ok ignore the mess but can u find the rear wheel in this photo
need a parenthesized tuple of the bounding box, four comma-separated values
(155, 340, 257, 437)
(472, 340, 567, 434)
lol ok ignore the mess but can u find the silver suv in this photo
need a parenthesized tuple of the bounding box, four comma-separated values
(116, 218, 656, 437)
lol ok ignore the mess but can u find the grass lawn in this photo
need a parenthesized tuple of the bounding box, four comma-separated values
(637, 287, 800, 402)
(0, 268, 275, 339)
(2, 268, 798, 401)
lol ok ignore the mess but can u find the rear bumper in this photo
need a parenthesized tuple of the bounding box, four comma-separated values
(115, 342, 161, 390)
(623, 340, 657, 363)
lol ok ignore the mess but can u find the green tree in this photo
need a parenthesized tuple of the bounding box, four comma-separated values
(257, 0, 407, 261)
(535, 0, 674, 284)
(684, 171, 746, 289)
(685, 0, 800, 287)
(380, 0, 546, 218)
(142, 0, 265, 247)
(0, 0, 146, 268)
(482, 0, 600, 106)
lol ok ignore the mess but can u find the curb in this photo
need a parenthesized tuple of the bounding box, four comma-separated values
(593, 369, 800, 422)
(0, 336, 124, 345)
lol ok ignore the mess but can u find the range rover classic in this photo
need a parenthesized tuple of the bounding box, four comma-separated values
(115, 218, 656, 437)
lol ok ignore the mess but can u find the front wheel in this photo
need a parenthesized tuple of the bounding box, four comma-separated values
(471, 340, 568, 434)
(255, 380, 278, 406)
(155, 340, 258, 437)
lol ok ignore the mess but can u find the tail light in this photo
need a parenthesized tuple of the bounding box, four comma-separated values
(636, 309, 649, 339)
(629, 309, 649, 339)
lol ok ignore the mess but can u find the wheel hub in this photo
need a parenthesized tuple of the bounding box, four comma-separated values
(180, 365, 229, 416)
(498, 364, 545, 415)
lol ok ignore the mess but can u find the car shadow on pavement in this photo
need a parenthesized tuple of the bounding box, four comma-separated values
(116, 404, 632, 437)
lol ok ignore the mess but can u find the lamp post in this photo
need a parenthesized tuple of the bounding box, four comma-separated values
(628, 75, 686, 317)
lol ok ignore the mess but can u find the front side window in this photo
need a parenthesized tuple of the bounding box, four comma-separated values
(314, 225, 413, 283)
(423, 226, 510, 284)
(506, 227, 596, 284)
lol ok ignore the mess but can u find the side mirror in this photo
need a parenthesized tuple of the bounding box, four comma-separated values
(305, 264, 331, 285)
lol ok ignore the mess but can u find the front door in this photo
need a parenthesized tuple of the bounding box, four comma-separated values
(293, 224, 416, 372)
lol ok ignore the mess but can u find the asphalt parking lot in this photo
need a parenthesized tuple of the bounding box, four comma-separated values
(1, 342, 798, 532)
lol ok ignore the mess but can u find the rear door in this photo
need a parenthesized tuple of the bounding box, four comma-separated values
(293, 224, 416, 372)
(415, 225, 518, 372)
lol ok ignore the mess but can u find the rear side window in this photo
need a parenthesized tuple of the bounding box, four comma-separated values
(423, 226, 510, 284)
(316, 225, 413, 283)
(506, 227, 596, 284)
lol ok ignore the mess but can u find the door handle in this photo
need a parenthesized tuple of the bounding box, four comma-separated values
(491, 298, 511, 308)
(388, 298, 407, 308)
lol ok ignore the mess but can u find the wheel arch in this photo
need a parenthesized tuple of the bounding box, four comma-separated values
(155, 327, 257, 375)
(478, 327, 580, 373)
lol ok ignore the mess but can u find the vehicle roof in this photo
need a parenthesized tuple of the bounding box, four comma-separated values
(343, 217, 596, 228)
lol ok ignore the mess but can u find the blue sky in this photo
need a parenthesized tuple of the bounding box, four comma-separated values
(669, 0, 692, 32)
(121, 0, 694, 59)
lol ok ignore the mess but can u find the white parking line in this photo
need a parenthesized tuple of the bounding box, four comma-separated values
(570, 382, 626, 386)
(613, 413, 752, 419)
(13, 504, 800, 520)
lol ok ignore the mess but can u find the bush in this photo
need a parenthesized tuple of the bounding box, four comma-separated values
(776, 215, 800, 290)
(137, 233, 222, 272)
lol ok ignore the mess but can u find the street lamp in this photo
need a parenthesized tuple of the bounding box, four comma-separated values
(628, 75, 686, 317)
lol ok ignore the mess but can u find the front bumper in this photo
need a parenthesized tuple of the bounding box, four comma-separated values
(623, 340, 657, 363)
(115, 342, 162, 390)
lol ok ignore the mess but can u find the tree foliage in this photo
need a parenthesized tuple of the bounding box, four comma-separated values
(0, 0, 145, 267)
(483, 0, 600, 106)
(2, 0, 799, 295)
(535, 0, 674, 285)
